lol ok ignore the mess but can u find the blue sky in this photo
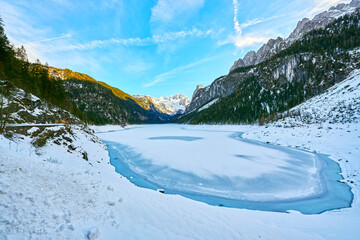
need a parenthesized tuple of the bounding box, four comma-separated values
(0, 0, 349, 98)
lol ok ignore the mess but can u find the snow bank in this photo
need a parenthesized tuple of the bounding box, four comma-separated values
(1, 120, 359, 239)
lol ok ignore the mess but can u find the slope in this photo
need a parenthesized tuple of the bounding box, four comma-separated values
(0, 16, 169, 125)
(180, 10, 360, 124)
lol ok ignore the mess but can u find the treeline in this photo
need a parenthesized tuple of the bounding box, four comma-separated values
(0, 16, 85, 121)
(277, 10, 360, 57)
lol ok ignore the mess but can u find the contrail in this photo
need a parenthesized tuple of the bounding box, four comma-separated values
(24, 34, 72, 44)
(233, 0, 241, 34)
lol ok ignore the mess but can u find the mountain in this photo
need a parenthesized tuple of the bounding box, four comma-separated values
(229, 0, 360, 72)
(133, 94, 190, 115)
(0, 17, 171, 126)
(1, 80, 79, 126)
(275, 69, 360, 126)
(180, 7, 360, 124)
(45, 66, 170, 124)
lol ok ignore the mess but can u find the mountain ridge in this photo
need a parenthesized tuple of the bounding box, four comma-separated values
(229, 0, 360, 72)
(180, 8, 360, 124)
(133, 94, 190, 115)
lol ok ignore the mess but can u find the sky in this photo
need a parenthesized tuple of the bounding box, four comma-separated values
(0, 0, 350, 98)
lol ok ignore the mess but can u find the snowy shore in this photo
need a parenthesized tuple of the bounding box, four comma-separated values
(1, 123, 359, 239)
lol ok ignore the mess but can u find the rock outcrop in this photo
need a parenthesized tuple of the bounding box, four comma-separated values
(187, 0, 360, 114)
(229, 0, 360, 72)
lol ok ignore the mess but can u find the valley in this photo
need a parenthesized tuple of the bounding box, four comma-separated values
(0, 0, 360, 239)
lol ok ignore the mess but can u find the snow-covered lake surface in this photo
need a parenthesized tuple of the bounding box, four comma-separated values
(97, 124, 353, 214)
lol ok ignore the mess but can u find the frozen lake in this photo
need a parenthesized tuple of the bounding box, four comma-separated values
(97, 124, 353, 214)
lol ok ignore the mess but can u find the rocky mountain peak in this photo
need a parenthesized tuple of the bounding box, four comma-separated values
(186, 0, 360, 116)
(192, 85, 204, 99)
(133, 94, 190, 115)
(229, 0, 360, 73)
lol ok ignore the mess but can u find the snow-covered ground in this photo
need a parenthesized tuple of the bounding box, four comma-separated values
(1, 122, 359, 239)
(277, 69, 360, 126)
(2, 86, 78, 124)
(1, 70, 360, 239)
(98, 124, 352, 214)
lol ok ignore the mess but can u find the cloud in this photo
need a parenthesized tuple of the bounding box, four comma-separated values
(310, 0, 351, 16)
(233, 0, 241, 34)
(0, 1, 51, 62)
(152, 28, 213, 43)
(23, 34, 72, 45)
(227, 34, 269, 48)
(144, 57, 215, 88)
(51, 28, 214, 52)
(221, 2, 282, 49)
(151, 0, 204, 22)
(226, 0, 350, 50)
(238, 15, 282, 32)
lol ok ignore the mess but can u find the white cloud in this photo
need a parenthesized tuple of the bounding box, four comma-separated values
(23, 34, 72, 45)
(152, 28, 213, 43)
(233, 0, 241, 34)
(310, 0, 351, 17)
(226, 0, 350, 50)
(51, 28, 213, 52)
(151, 0, 204, 22)
(228, 34, 269, 48)
(0, 1, 51, 62)
(223, 1, 282, 49)
(144, 57, 215, 88)
(238, 15, 282, 32)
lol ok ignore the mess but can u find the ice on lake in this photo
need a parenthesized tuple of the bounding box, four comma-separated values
(97, 124, 353, 214)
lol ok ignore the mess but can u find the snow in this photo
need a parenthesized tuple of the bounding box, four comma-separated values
(2, 123, 359, 239)
(133, 94, 190, 115)
(99, 125, 323, 200)
(27, 127, 39, 134)
(1, 121, 359, 239)
(198, 98, 219, 112)
(278, 69, 360, 126)
(2, 87, 78, 124)
(1, 70, 360, 238)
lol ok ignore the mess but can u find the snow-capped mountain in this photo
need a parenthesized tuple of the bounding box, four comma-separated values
(133, 94, 190, 115)
(229, 0, 360, 72)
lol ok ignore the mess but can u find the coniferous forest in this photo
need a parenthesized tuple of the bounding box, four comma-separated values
(0, 16, 166, 125)
(179, 11, 360, 124)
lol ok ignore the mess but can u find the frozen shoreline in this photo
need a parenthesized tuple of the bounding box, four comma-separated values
(98, 124, 353, 214)
(1, 123, 359, 239)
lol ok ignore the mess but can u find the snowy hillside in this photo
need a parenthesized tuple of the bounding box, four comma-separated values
(1, 84, 79, 124)
(1, 121, 359, 239)
(133, 94, 190, 115)
(1, 67, 359, 238)
(276, 69, 360, 126)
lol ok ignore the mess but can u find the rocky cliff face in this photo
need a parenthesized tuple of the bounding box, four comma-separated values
(187, 54, 315, 113)
(229, 0, 360, 73)
(180, 9, 360, 124)
(188, 0, 360, 114)
(186, 75, 240, 112)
